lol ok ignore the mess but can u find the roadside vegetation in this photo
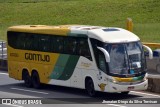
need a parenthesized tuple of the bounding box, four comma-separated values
(0, 0, 160, 42)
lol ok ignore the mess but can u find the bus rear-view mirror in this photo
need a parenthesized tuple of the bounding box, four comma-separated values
(97, 47, 110, 62)
(143, 45, 153, 59)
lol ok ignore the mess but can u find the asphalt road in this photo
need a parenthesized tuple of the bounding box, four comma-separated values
(0, 70, 160, 107)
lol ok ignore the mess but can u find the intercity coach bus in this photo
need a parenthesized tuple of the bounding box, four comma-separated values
(7, 25, 153, 96)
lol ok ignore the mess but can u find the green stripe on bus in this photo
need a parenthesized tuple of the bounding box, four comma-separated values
(50, 54, 70, 79)
(58, 55, 80, 80)
(133, 75, 144, 81)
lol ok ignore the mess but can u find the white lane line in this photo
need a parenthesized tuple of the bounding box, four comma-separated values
(107, 104, 127, 107)
(131, 91, 160, 98)
(3, 104, 23, 107)
(0, 72, 8, 75)
(11, 87, 48, 95)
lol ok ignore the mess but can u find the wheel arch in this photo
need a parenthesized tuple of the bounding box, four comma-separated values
(31, 69, 38, 75)
(85, 76, 93, 89)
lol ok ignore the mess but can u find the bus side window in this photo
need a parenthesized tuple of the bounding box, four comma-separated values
(39, 35, 50, 52)
(72, 39, 77, 54)
(16, 33, 25, 49)
(97, 50, 107, 73)
(64, 37, 77, 55)
(55, 37, 64, 53)
(90, 38, 108, 73)
(77, 38, 92, 60)
(7, 32, 15, 48)
(50, 36, 55, 52)
(25, 34, 32, 50)
(29, 34, 39, 51)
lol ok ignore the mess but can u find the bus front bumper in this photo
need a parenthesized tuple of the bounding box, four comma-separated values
(106, 79, 148, 93)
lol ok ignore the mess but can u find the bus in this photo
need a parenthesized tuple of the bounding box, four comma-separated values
(7, 25, 153, 96)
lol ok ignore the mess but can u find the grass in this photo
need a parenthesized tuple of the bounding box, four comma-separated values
(0, 0, 160, 43)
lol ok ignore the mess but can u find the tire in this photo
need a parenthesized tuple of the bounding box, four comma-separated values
(121, 91, 130, 95)
(86, 79, 96, 97)
(23, 71, 32, 88)
(32, 71, 41, 89)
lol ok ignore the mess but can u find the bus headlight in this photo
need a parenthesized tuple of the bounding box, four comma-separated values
(108, 78, 117, 83)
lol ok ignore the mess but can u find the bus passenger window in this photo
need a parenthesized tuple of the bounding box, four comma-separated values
(25, 35, 32, 50)
(64, 37, 77, 55)
(50, 36, 55, 52)
(30, 35, 39, 51)
(55, 37, 64, 53)
(72, 39, 77, 54)
(97, 50, 108, 73)
(16, 33, 26, 49)
(77, 38, 92, 60)
(39, 35, 50, 52)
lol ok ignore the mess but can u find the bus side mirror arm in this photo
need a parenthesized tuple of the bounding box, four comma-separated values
(143, 45, 153, 59)
(97, 47, 110, 62)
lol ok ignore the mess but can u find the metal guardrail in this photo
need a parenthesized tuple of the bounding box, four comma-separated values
(0, 40, 7, 59)
(0, 40, 7, 71)
(143, 42, 160, 77)
(143, 42, 160, 48)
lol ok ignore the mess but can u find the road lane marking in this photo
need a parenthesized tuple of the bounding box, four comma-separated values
(131, 91, 160, 98)
(3, 104, 23, 107)
(11, 87, 49, 95)
(0, 72, 8, 75)
(107, 104, 127, 107)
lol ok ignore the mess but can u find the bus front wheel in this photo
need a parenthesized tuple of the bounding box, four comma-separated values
(86, 79, 96, 97)
(31, 71, 41, 89)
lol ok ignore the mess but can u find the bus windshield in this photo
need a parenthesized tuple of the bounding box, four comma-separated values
(105, 42, 146, 76)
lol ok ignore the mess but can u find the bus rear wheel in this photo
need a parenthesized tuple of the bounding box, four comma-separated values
(23, 71, 32, 88)
(32, 71, 41, 89)
(86, 79, 96, 97)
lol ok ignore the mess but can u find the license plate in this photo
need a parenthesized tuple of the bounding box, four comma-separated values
(128, 86, 134, 90)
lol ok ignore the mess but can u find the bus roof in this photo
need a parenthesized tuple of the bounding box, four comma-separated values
(8, 25, 140, 43)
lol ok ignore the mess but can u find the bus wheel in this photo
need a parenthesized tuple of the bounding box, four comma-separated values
(23, 71, 32, 88)
(32, 71, 41, 89)
(86, 79, 96, 97)
(121, 91, 129, 95)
